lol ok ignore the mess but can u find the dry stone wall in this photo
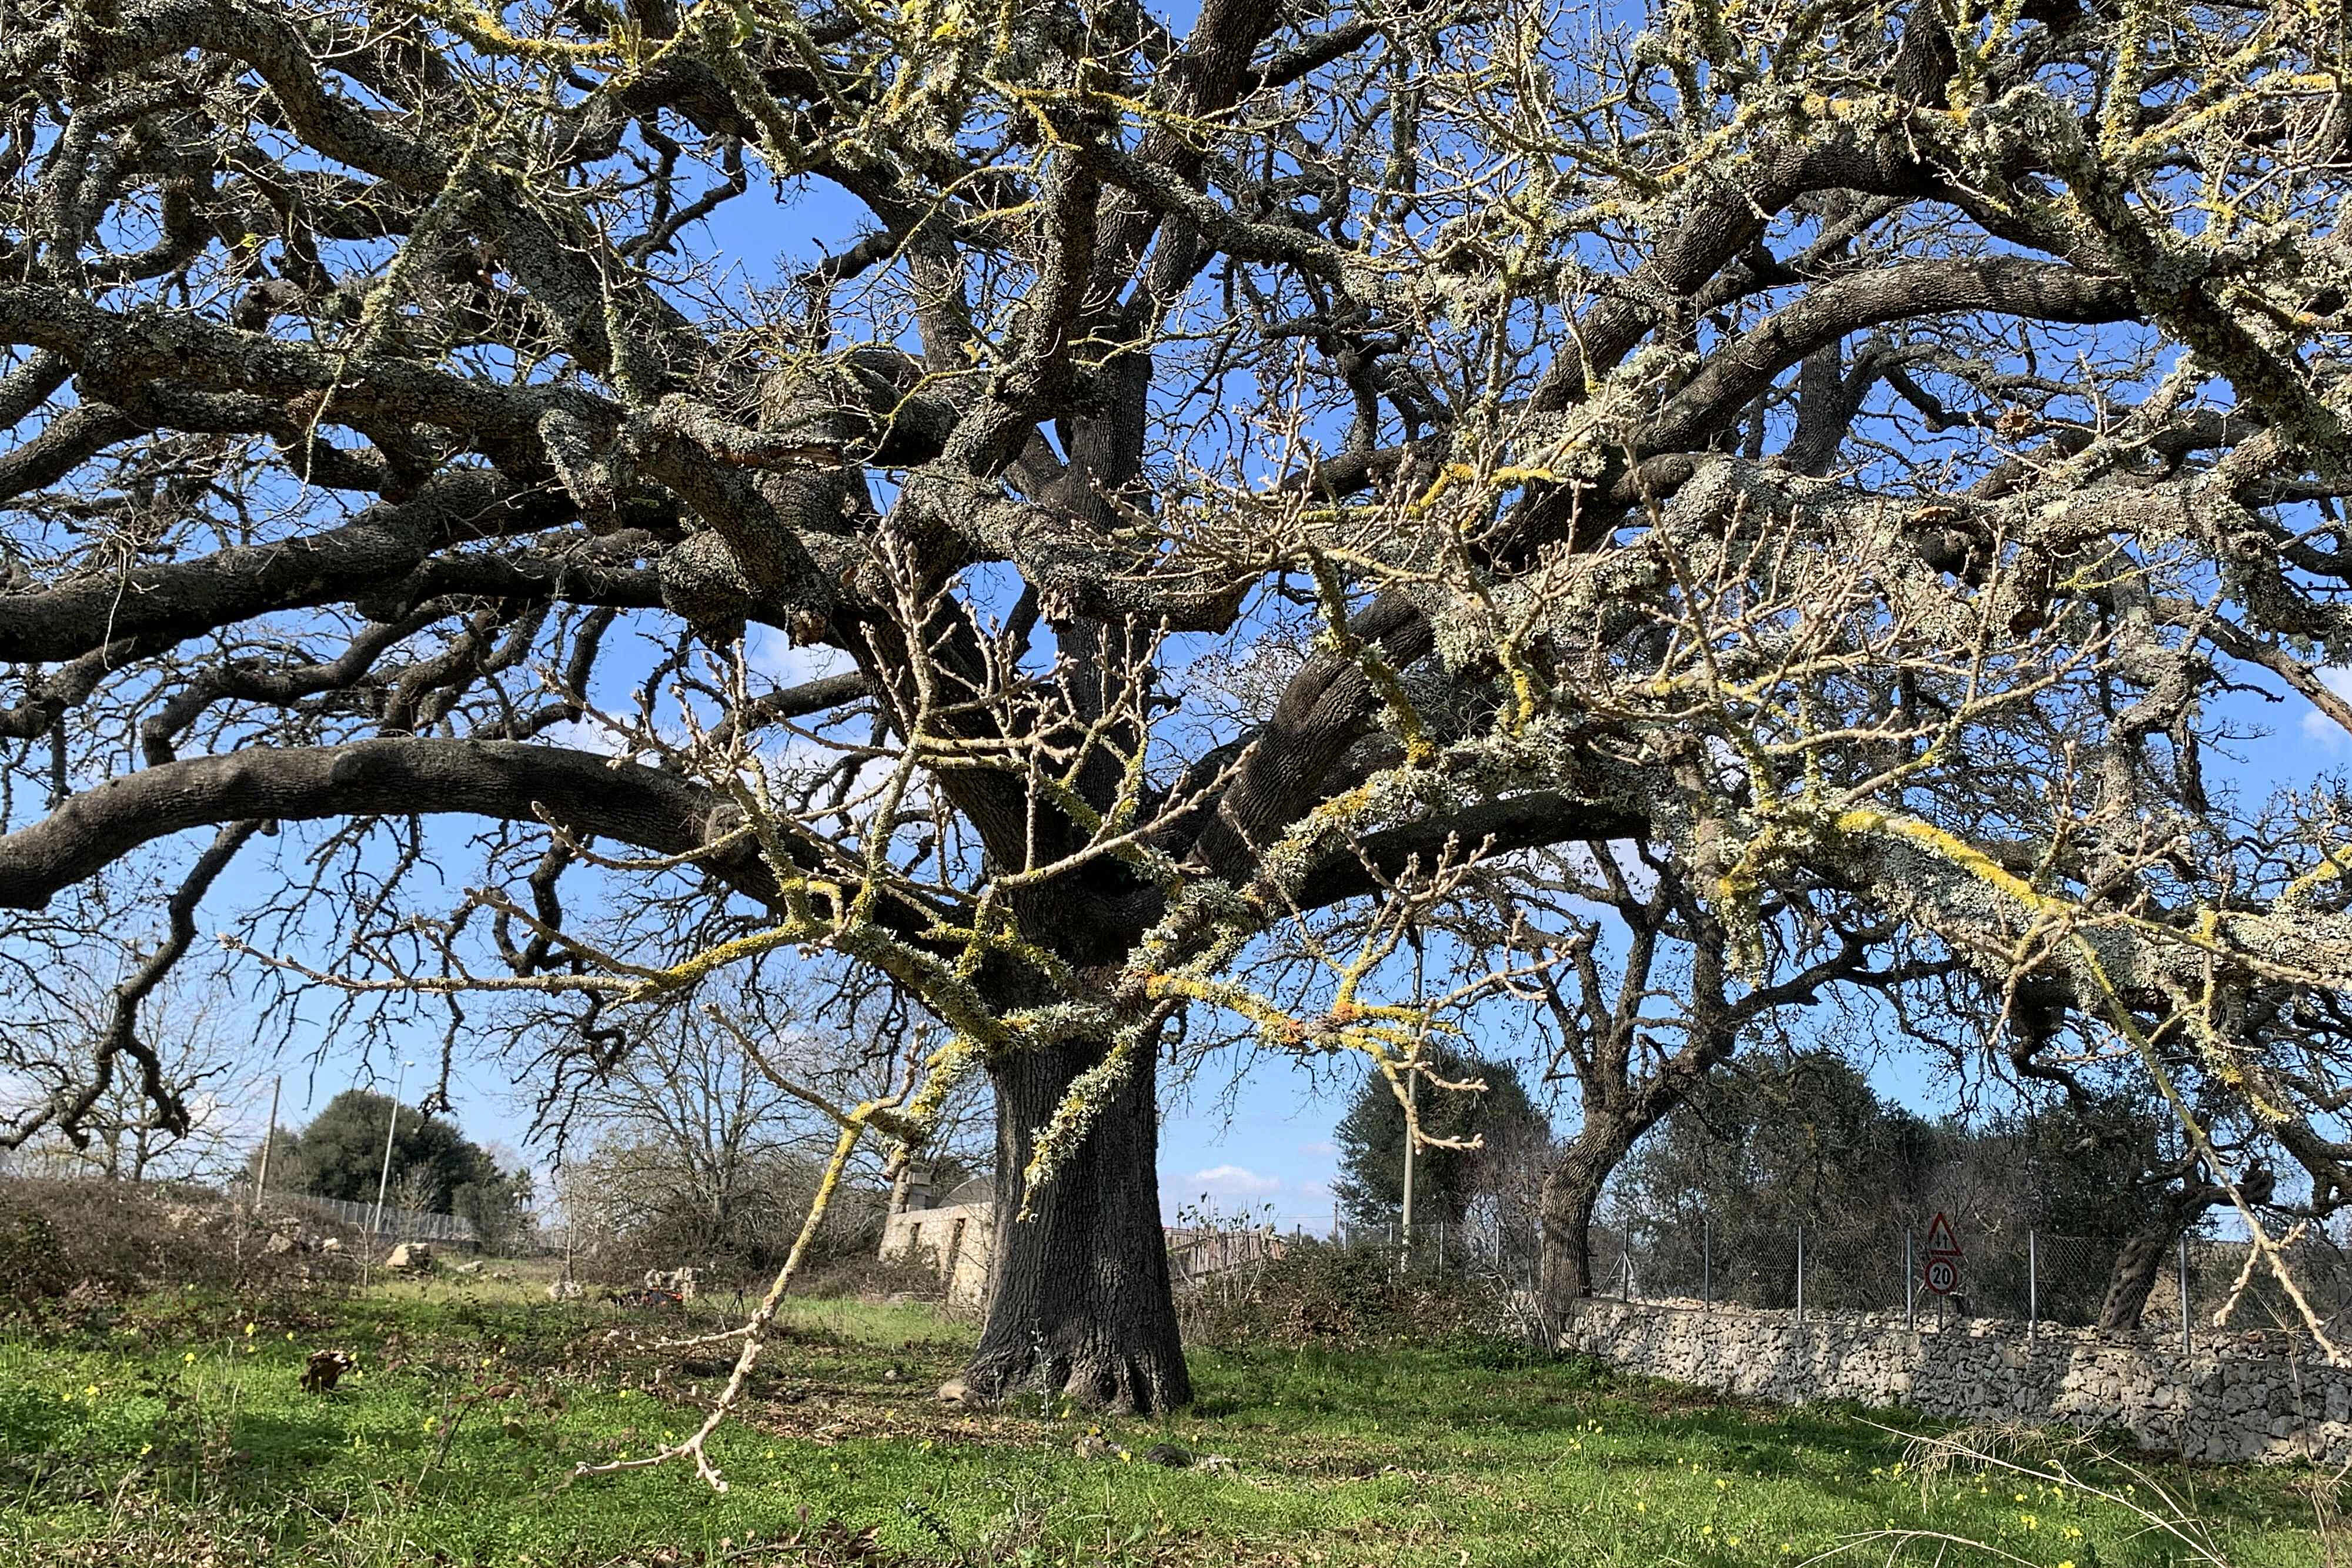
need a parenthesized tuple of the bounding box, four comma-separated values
(1565, 1299, 2352, 1466)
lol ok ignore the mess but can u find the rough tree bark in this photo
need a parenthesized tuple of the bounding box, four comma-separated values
(2096, 1167, 2249, 1332)
(2099, 1221, 2185, 1333)
(1539, 1123, 1636, 1316)
(961, 1037, 1188, 1413)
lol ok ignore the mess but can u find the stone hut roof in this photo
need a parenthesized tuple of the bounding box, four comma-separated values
(938, 1175, 995, 1209)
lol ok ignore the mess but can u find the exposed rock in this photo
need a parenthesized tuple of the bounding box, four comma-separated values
(935, 1379, 970, 1406)
(1074, 1433, 1123, 1460)
(1139, 1442, 1192, 1467)
(263, 1232, 302, 1256)
(454, 1260, 486, 1276)
(547, 1278, 583, 1302)
(606, 1286, 682, 1309)
(643, 1266, 703, 1300)
(383, 1243, 434, 1273)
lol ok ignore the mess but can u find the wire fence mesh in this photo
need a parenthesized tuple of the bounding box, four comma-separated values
(285, 1192, 479, 1246)
(1297, 1204, 2352, 1348)
(1579, 1217, 2352, 1339)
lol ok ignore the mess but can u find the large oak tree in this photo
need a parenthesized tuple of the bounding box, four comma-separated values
(9, 0, 2352, 1468)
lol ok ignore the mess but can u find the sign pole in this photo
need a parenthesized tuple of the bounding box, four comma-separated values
(1401, 927, 1421, 1274)
(370, 1059, 412, 1242)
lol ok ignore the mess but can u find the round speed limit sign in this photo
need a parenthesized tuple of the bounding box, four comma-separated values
(1923, 1255, 1961, 1296)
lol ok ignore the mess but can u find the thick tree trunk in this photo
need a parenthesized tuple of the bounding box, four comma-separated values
(1538, 1126, 1629, 1326)
(960, 1037, 1190, 1413)
(2098, 1221, 2181, 1332)
(2096, 1174, 2240, 1332)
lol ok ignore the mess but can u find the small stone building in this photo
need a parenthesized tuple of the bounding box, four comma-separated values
(879, 1172, 995, 1307)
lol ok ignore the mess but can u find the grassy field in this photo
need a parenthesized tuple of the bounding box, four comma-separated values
(0, 1272, 2333, 1566)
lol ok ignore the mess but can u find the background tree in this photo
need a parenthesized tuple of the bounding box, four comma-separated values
(9, 0, 2352, 1469)
(1612, 1056, 2236, 1324)
(1611, 1052, 1937, 1308)
(450, 1163, 535, 1255)
(279, 1091, 502, 1215)
(1433, 845, 1947, 1311)
(1331, 1044, 1545, 1231)
(0, 963, 253, 1184)
(1930, 1083, 2250, 1330)
(549, 988, 987, 1269)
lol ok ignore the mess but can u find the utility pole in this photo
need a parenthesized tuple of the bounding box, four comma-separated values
(1401, 925, 1422, 1272)
(369, 1060, 413, 1242)
(250, 1076, 281, 1213)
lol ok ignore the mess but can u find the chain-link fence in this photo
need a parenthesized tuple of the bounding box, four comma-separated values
(1585, 1216, 2352, 1341)
(286, 1192, 479, 1246)
(1294, 1203, 2352, 1349)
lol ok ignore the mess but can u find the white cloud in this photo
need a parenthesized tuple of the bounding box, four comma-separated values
(538, 716, 634, 758)
(745, 626, 851, 686)
(1185, 1164, 1280, 1196)
(2303, 668, 2352, 747)
(1297, 1140, 1335, 1158)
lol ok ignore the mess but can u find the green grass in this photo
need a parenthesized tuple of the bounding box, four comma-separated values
(0, 1275, 2330, 1566)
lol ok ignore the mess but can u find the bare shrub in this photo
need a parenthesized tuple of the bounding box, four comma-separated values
(0, 1178, 359, 1308)
(791, 1251, 950, 1305)
(1177, 1241, 1510, 1351)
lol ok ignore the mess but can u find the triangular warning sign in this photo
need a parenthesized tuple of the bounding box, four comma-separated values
(1925, 1211, 1962, 1258)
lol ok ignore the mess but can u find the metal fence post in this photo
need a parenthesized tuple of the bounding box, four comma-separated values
(1703, 1217, 1712, 1307)
(1795, 1225, 1805, 1326)
(2179, 1233, 2193, 1355)
(1621, 1245, 1632, 1303)
(2027, 1229, 2038, 1340)
(1905, 1229, 1915, 1329)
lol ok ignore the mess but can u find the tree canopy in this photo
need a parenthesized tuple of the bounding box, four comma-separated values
(1332, 1043, 1545, 1229)
(280, 1089, 507, 1215)
(5, 0, 2352, 1462)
